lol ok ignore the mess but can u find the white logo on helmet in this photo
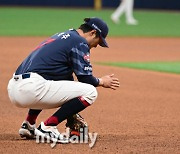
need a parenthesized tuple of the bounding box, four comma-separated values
(92, 24, 101, 33)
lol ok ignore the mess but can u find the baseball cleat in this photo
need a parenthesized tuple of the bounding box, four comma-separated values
(110, 15, 120, 24)
(126, 19, 138, 25)
(35, 122, 69, 144)
(19, 120, 36, 139)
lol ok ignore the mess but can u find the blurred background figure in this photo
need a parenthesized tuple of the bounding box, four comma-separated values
(111, 0, 138, 25)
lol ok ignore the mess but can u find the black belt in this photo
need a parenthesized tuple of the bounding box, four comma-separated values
(22, 73, 31, 79)
(14, 73, 31, 80)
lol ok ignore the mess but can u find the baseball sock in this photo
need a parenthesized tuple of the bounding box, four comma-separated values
(26, 109, 42, 125)
(44, 97, 90, 126)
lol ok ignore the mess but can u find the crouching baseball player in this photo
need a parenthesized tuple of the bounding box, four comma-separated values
(7, 17, 120, 143)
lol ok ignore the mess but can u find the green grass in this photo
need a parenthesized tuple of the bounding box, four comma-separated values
(0, 7, 180, 36)
(98, 62, 180, 74)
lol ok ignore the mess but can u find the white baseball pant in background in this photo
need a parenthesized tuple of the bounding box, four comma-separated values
(111, 0, 138, 25)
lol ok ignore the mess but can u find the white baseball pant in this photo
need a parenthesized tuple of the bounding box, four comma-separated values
(7, 73, 98, 109)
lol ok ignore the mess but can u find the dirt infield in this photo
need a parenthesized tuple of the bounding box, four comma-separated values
(0, 37, 180, 153)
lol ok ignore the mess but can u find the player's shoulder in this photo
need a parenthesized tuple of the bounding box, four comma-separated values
(68, 29, 88, 43)
(68, 29, 89, 50)
(51, 29, 89, 51)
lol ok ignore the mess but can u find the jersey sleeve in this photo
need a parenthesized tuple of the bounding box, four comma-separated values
(70, 42, 93, 76)
(70, 42, 99, 86)
(77, 75, 99, 87)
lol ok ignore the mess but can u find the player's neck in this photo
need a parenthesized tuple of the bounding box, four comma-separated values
(77, 29, 90, 44)
(77, 29, 86, 37)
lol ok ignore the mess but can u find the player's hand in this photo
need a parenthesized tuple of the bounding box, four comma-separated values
(99, 74, 120, 90)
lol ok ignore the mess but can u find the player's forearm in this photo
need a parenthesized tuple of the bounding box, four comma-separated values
(77, 75, 99, 87)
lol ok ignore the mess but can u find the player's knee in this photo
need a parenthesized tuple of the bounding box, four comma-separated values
(83, 85, 98, 105)
(89, 86, 98, 104)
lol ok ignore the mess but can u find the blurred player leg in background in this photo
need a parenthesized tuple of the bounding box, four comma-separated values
(111, 0, 138, 25)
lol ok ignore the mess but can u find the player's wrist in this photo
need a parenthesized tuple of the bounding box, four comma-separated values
(98, 78, 104, 86)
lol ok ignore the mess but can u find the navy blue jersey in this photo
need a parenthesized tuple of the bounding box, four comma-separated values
(15, 29, 99, 86)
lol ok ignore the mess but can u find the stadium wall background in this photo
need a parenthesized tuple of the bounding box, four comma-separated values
(0, 0, 179, 10)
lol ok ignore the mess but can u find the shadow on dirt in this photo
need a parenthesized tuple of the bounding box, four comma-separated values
(0, 133, 34, 141)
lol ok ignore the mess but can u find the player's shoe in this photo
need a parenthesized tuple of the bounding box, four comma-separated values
(126, 19, 138, 25)
(19, 120, 36, 139)
(35, 122, 69, 144)
(110, 15, 120, 24)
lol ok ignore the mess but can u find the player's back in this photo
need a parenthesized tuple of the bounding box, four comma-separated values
(15, 29, 89, 81)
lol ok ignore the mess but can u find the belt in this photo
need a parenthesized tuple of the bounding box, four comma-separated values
(14, 73, 31, 80)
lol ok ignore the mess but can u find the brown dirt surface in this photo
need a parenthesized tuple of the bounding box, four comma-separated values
(0, 37, 180, 154)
